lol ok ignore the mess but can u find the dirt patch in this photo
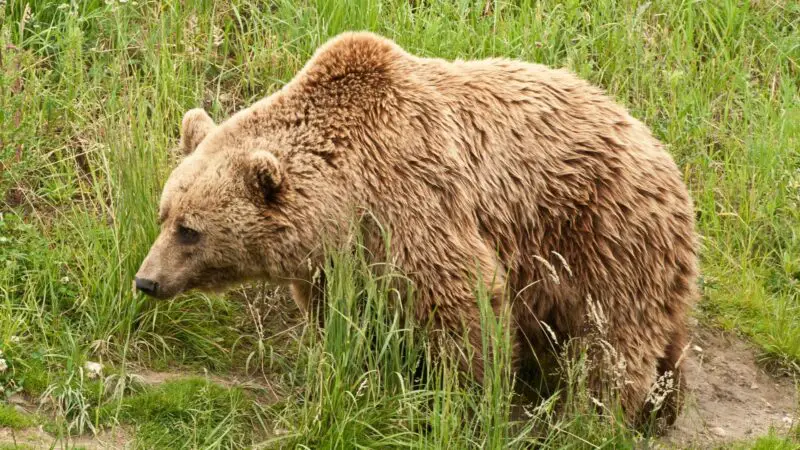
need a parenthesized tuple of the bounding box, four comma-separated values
(0, 369, 280, 449)
(132, 367, 283, 403)
(0, 426, 130, 450)
(664, 327, 798, 447)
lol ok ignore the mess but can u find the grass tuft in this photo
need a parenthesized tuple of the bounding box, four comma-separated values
(0, 403, 35, 429)
(103, 378, 266, 449)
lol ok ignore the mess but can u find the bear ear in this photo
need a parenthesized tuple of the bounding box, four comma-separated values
(179, 108, 216, 155)
(248, 151, 283, 203)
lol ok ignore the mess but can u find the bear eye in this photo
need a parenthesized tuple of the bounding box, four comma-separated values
(176, 225, 200, 245)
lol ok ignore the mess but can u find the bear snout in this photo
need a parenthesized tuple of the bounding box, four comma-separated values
(134, 277, 160, 297)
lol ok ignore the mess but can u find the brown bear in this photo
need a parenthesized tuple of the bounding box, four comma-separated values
(135, 32, 698, 426)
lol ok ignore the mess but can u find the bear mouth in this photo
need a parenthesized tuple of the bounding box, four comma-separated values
(184, 265, 242, 293)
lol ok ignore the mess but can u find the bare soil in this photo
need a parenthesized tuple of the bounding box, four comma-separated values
(663, 326, 798, 447)
(0, 426, 130, 450)
(133, 368, 283, 402)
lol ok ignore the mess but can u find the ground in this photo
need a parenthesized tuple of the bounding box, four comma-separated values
(0, 0, 798, 449)
(1, 324, 796, 448)
(666, 326, 797, 447)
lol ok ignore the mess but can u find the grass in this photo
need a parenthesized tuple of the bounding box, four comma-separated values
(741, 432, 800, 450)
(103, 378, 265, 449)
(0, 0, 798, 448)
(0, 403, 34, 429)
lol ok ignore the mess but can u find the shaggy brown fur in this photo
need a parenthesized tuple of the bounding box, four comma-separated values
(136, 32, 698, 426)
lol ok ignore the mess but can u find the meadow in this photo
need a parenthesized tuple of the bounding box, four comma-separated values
(0, 0, 798, 448)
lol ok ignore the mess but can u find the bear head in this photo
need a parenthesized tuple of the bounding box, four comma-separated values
(134, 108, 324, 299)
(134, 32, 407, 299)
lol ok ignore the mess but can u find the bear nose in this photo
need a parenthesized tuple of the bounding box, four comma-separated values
(135, 277, 159, 297)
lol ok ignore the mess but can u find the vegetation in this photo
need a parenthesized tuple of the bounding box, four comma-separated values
(0, 404, 34, 430)
(0, 0, 798, 448)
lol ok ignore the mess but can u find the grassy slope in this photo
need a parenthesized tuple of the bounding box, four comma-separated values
(0, 0, 798, 447)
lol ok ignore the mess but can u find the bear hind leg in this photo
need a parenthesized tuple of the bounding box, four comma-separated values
(650, 325, 688, 427)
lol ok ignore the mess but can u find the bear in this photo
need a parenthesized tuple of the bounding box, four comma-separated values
(135, 31, 698, 427)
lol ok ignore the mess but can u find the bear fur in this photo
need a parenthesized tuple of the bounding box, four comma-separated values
(136, 32, 698, 426)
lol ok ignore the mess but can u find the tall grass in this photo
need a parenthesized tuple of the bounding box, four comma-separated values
(261, 238, 635, 449)
(0, 0, 798, 447)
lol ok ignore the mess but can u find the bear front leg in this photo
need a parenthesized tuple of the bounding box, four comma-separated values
(290, 271, 326, 328)
(425, 268, 522, 388)
(399, 232, 515, 386)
